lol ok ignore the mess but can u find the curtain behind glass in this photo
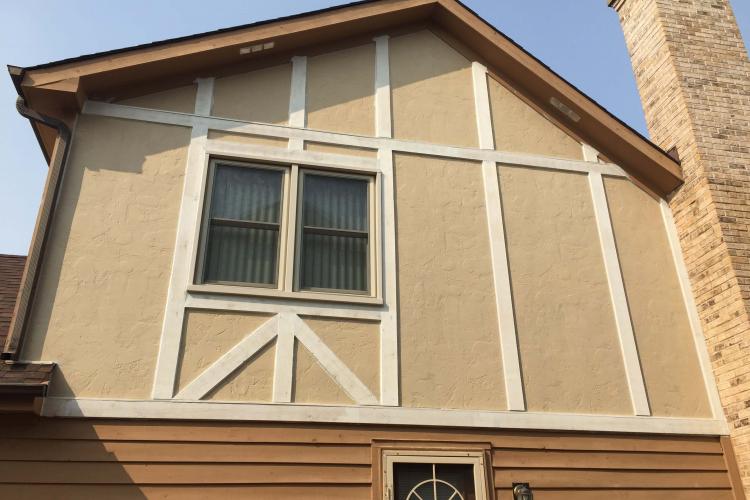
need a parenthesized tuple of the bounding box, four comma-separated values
(299, 174, 369, 292)
(203, 164, 283, 286)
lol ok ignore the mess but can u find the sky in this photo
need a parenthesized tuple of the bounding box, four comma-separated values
(1, 0, 748, 255)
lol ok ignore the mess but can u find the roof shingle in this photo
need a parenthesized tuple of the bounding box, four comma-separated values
(0, 255, 25, 352)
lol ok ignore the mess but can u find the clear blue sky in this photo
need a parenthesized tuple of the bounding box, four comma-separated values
(1, 0, 748, 255)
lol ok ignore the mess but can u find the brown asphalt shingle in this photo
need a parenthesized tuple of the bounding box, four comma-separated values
(0, 254, 25, 352)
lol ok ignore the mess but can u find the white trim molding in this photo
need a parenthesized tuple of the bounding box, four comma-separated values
(41, 398, 729, 436)
(473, 61, 524, 411)
(660, 200, 726, 421)
(82, 101, 628, 178)
(288, 55, 307, 150)
(374, 35, 392, 139)
(588, 170, 651, 416)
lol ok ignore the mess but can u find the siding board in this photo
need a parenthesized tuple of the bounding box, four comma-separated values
(0, 416, 738, 498)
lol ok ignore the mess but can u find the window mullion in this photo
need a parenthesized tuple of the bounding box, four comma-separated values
(283, 164, 300, 292)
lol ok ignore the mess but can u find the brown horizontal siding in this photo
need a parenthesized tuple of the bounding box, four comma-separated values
(0, 415, 741, 499)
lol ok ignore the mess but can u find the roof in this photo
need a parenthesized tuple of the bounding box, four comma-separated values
(8, 0, 683, 196)
(0, 255, 25, 351)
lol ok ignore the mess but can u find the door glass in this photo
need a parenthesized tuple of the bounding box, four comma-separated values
(393, 462, 477, 500)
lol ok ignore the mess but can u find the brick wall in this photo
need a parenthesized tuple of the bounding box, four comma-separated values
(610, 0, 750, 491)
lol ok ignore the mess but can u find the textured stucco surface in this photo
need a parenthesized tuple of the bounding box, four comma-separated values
(499, 166, 631, 415)
(207, 130, 289, 149)
(213, 63, 291, 124)
(300, 317, 380, 397)
(176, 309, 274, 401)
(304, 142, 377, 158)
(390, 30, 477, 148)
(488, 77, 582, 160)
(293, 341, 353, 405)
(605, 177, 711, 418)
(117, 84, 197, 113)
(306, 43, 375, 136)
(22, 115, 190, 398)
(395, 153, 505, 410)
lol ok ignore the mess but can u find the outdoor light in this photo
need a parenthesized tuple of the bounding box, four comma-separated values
(512, 483, 533, 500)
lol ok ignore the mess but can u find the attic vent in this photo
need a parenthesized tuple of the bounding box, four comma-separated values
(239, 41, 275, 55)
(550, 97, 581, 122)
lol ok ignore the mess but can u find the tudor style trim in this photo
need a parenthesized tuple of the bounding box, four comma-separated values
(373, 35, 392, 138)
(288, 56, 307, 151)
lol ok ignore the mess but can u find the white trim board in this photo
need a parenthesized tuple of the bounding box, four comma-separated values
(373, 35, 392, 139)
(82, 101, 628, 178)
(288, 55, 307, 151)
(588, 171, 650, 416)
(41, 397, 729, 436)
(660, 200, 726, 421)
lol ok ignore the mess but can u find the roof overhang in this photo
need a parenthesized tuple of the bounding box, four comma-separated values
(8, 0, 682, 196)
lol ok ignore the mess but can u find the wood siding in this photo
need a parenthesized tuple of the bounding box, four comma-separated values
(0, 416, 741, 499)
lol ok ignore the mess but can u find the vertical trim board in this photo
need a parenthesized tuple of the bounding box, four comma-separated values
(288, 56, 307, 151)
(473, 61, 524, 411)
(152, 78, 215, 399)
(378, 149, 399, 406)
(272, 313, 296, 403)
(588, 170, 651, 416)
(660, 200, 726, 424)
(374, 35, 392, 139)
(471, 62, 494, 150)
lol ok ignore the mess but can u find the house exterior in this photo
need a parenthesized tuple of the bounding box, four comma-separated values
(0, 0, 747, 498)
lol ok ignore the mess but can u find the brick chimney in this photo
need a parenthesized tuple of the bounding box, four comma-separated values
(609, 0, 750, 489)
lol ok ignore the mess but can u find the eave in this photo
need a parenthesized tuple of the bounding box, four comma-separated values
(8, 0, 682, 196)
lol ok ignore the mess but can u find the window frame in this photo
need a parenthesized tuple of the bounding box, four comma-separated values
(194, 157, 381, 304)
(382, 450, 489, 500)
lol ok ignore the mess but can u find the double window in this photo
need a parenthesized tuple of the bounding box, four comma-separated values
(197, 159, 376, 298)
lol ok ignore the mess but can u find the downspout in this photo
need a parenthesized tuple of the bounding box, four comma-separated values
(1, 95, 72, 360)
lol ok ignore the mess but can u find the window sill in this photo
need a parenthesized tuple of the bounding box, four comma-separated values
(187, 284, 384, 306)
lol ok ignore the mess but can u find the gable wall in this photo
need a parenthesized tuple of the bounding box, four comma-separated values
(17, 27, 721, 432)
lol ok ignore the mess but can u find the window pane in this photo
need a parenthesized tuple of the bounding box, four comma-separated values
(302, 174, 368, 231)
(204, 225, 279, 285)
(300, 233, 368, 291)
(298, 173, 370, 293)
(210, 164, 282, 223)
(393, 463, 432, 500)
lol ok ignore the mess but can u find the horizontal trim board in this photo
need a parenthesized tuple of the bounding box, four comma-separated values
(40, 398, 728, 436)
(206, 139, 379, 172)
(82, 101, 629, 178)
(185, 292, 384, 320)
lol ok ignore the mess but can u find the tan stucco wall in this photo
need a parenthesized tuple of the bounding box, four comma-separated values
(207, 130, 289, 149)
(390, 30, 478, 148)
(604, 177, 711, 418)
(22, 115, 190, 398)
(116, 84, 197, 113)
(293, 342, 352, 405)
(488, 78, 583, 160)
(395, 153, 505, 410)
(177, 310, 275, 402)
(499, 166, 631, 415)
(304, 142, 377, 158)
(212, 63, 291, 124)
(306, 44, 375, 136)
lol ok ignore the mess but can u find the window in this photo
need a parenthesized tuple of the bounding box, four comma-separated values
(198, 159, 377, 298)
(383, 451, 488, 500)
(297, 172, 370, 293)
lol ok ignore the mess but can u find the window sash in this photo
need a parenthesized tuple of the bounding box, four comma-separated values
(295, 170, 373, 295)
(199, 161, 285, 288)
(382, 452, 488, 500)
